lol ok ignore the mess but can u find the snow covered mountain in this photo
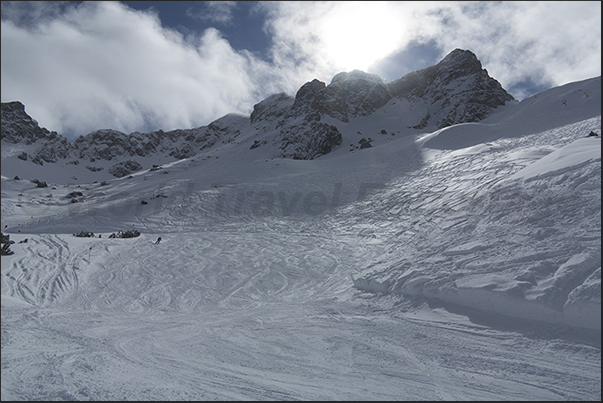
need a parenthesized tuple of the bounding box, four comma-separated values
(2, 49, 514, 176)
(1, 49, 601, 400)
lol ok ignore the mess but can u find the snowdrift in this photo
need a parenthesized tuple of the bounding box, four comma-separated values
(350, 111, 601, 331)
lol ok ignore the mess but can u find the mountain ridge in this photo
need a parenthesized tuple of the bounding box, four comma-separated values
(2, 49, 517, 170)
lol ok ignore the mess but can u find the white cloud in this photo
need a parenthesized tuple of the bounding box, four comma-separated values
(1, 1, 600, 140)
(1, 1, 266, 139)
(259, 1, 601, 98)
(421, 1, 602, 99)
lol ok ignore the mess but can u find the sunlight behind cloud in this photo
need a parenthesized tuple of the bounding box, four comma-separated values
(316, 2, 407, 73)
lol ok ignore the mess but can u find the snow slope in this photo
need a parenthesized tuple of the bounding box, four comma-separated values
(1, 76, 601, 400)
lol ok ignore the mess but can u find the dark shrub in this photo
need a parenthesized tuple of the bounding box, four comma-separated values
(109, 229, 140, 239)
(1, 233, 15, 255)
(73, 231, 95, 238)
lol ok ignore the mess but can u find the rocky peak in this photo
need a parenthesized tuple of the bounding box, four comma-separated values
(323, 70, 392, 122)
(289, 71, 392, 123)
(437, 48, 483, 77)
(389, 49, 487, 99)
(290, 79, 327, 121)
(293, 79, 327, 105)
(248, 49, 515, 159)
(73, 129, 136, 160)
(1, 101, 55, 145)
(388, 48, 514, 128)
(250, 93, 294, 124)
(1, 100, 27, 115)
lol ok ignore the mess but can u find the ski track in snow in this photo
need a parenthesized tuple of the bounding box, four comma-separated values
(2, 229, 600, 401)
(2, 229, 600, 399)
(2, 114, 601, 399)
(4, 234, 81, 307)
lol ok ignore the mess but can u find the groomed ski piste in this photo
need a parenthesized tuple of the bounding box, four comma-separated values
(1, 77, 601, 400)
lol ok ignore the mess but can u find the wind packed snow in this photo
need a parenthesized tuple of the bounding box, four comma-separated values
(1, 77, 601, 400)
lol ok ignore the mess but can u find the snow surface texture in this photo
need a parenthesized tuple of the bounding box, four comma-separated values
(1, 75, 601, 400)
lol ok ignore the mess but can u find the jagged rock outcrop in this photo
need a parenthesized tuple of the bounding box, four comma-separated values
(1, 101, 74, 164)
(279, 122, 342, 160)
(288, 79, 327, 121)
(1, 101, 56, 145)
(1, 99, 250, 170)
(108, 160, 143, 178)
(279, 50, 513, 131)
(269, 80, 343, 159)
(286, 71, 392, 123)
(388, 48, 514, 128)
(322, 71, 392, 122)
(74, 129, 138, 161)
(260, 48, 512, 159)
(250, 93, 294, 124)
(32, 135, 72, 164)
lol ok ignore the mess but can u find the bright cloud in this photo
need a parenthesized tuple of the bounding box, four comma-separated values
(1, 1, 600, 140)
(259, 2, 439, 78)
(260, 1, 601, 98)
(1, 2, 267, 139)
(422, 1, 602, 99)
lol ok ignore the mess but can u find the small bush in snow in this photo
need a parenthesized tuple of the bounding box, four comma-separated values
(73, 231, 95, 238)
(108, 229, 141, 239)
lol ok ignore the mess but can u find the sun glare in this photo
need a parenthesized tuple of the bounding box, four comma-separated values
(317, 2, 407, 72)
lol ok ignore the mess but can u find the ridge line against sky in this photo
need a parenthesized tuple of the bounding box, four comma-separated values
(1, 1, 601, 140)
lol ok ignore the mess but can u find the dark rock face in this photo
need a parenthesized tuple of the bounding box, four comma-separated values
(286, 49, 513, 131)
(288, 72, 392, 123)
(69, 114, 249, 163)
(322, 71, 392, 122)
(74, 129, 132, 160)
(1, 101, 56, 145)
(292, 80, 327, 112)
(34, 135, 73, 163)
(250, 93, 294, 124)
(267, 49, 513, 159)
(268, 79, 347, 158)
(280, 122, 342, 160)
(2, 98, 250, 170)
(108, 160, 143, 178)
(388, 49, 515, 128)
(1, 101, 73, 164)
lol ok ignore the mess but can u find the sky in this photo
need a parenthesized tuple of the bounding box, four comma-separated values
(1, 1, 601, 141)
